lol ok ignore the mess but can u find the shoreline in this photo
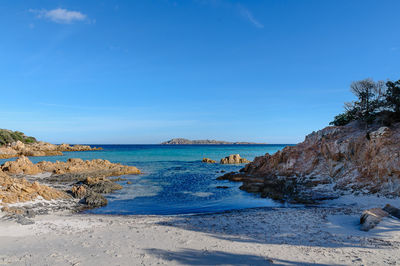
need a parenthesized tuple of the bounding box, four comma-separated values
(1, 142, 400, 265)
(1, 199, 400, 265)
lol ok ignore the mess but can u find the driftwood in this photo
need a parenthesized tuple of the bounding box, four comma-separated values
(383, 204, 400, 219)
(360, 208, 389, 231)
(360, 204, 400, 231)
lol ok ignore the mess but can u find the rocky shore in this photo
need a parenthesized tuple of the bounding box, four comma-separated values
(218, 122, 400, 204)
(0, 140, 102, 159)
(0, 156, 141, 222)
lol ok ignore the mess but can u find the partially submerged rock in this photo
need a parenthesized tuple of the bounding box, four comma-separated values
(82, 191, 107, 208)
(82, 177, 123, 194)
(202, 158, 216, 163)
(220, 154, 250, 164)
(360, 208, 389, 231)
(69, 177, 123, 208)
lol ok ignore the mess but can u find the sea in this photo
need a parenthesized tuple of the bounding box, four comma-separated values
(0, 144, 290, 215)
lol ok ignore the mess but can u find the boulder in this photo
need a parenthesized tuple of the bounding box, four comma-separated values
(220, 154, 251, 164)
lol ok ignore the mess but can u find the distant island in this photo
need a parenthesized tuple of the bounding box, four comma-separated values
(161, 138, 266, 145)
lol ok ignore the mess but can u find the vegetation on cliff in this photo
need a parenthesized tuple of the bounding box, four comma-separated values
(219, 77, 400, 203)
(330, 78, 400, 126)
(0, 129, 37, 146)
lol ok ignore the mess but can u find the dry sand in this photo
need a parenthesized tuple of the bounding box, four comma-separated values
(1, 196, 400, 266)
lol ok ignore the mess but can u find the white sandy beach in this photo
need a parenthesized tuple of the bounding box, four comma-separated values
(1, 196, 400, 266)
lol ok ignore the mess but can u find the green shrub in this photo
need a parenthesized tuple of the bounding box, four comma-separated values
(0, 129, 37, 146)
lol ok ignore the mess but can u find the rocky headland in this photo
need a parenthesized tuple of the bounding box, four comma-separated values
(0, 140, 102, 159)
(218, 122, 400, 203)
(161, 138, 266, 145)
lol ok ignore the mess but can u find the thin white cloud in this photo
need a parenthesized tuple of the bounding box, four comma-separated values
(30, 8, 87, 24)
(237, 5, 264, 29)
(195, 1, 264, 29)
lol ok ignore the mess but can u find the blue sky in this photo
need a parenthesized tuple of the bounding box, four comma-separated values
(1, 0, 399, 144)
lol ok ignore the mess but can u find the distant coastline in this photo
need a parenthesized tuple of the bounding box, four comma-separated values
(161, 138, 266, 145)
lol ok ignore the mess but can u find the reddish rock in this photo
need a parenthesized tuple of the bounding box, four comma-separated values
(2, 157, 141, 177)
(218, 122, 400, 202)
(0, 171, 67, 205)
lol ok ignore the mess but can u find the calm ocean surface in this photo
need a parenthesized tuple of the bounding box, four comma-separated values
(1, 144, 291, 215)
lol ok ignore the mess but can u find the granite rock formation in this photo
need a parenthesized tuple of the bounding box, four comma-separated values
(1, 157, 140, 176)
(218, 122, 400, 203)
(0, 141, 102, 159)
(0, 157, 140, 210)
(0, 171, 67, 205)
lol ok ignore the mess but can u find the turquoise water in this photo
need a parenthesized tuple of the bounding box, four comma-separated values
(0, 145, 290, 215)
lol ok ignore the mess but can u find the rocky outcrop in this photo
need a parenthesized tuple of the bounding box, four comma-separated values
(0, 171, 67, 205)
(162, 138, 266, 145)
(1, 157, 140, 177)
(218, 122, 400, 203)
(202, 158, 216, 163)
(83, 190, 108, 207)
(0, 141, 102, 159)
(1, 157, 140, 210)
(0, 156, 41, 175)
(71, 185, 87, 198)
(220, 154, 251, 164)
(0, 155, 141, 213)
(68, 177, 124, 208)
(82, 177, 123, 194)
